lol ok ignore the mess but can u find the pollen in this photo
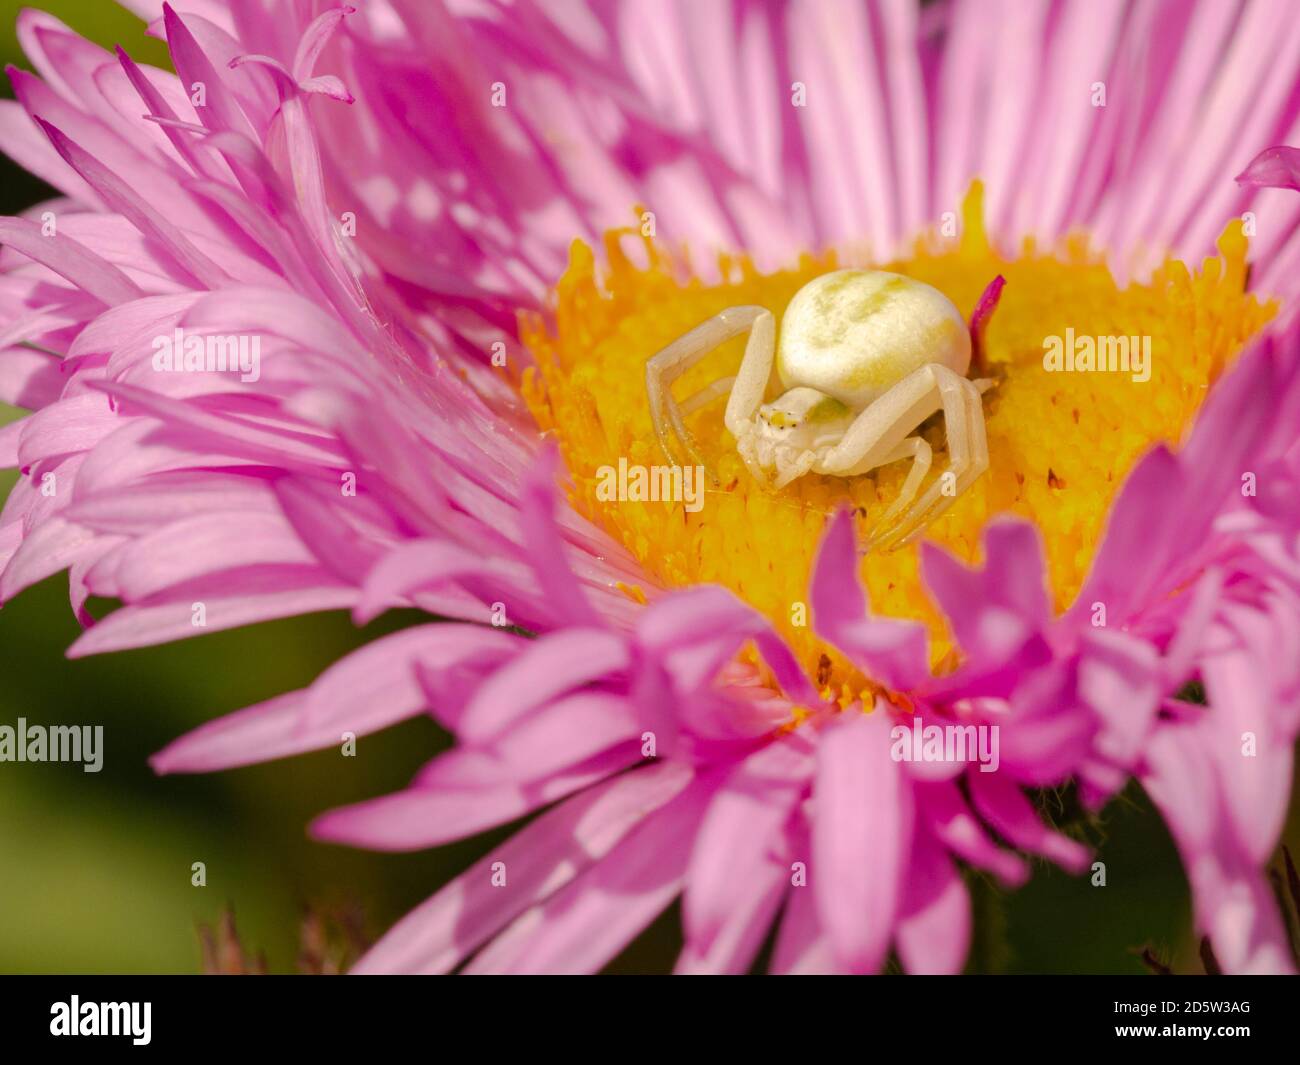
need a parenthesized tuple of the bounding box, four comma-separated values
(520, 183, 1275, 701)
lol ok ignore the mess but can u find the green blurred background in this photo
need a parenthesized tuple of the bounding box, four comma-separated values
(0, 0, 1294, 975)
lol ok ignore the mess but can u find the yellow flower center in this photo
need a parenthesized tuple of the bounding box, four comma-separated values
(521, 183, 1274, 702)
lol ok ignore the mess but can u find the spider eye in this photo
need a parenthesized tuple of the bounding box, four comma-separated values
(763, 408, 795, 429)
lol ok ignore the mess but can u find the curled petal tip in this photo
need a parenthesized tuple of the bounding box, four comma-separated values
(1234, 145, 1300, 192)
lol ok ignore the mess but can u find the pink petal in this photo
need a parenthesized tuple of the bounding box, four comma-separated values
(455, 628, 630, 744)
(675, 860, 786, 975)
(895, 828, 970, 975)
(353, 762, 693, 974)
(683, 732, 813, 952)
(312, 750, 632, 853)
(0, 216, 142, 305)
(812, 710, 912, 973)
(1076, 628, 1161, 766)
(517, 447, 601, 628)
(462, 777, 712, 974)
(967, 771, 1090, 873)
(919, 780, 1027, 887)
(638, 584, 820, 705)
(67, 578, 354, 655)
(770, 866, 843, 976)
(1235, 144, 1300, 191)
(811, 508, 931, 690)
(418, 690, 643, 787)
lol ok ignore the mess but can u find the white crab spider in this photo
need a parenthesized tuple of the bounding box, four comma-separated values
(646, 269, 997, 550)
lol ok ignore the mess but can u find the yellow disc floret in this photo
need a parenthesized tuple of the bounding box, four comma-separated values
(521, 182, 1275, 702)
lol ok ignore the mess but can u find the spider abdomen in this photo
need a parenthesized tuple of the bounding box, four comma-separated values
(775, 269, 971, 409)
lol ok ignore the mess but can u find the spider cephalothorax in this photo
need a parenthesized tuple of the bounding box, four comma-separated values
(646, 268, 1000, 550)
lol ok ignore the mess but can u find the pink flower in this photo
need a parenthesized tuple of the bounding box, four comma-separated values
(3, 1, 1300, 974)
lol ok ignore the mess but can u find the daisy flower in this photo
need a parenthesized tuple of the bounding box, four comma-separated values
(3, 0, 1300, 974)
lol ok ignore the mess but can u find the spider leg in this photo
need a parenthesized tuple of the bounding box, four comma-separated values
(813, 364, 988, 552)
(816, 364, 948, 478)
(679, 375, 737, 415)
(865, 435, 932, 539)
(876, 372, 989, 550)
(646, 306, 768, 480)
(723, 310, 776, 436)
(723, 311, 777, 482)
